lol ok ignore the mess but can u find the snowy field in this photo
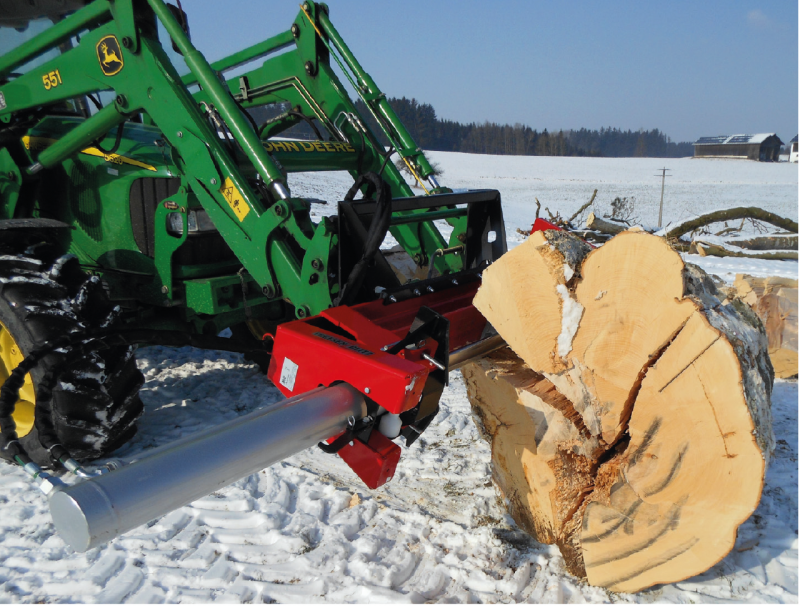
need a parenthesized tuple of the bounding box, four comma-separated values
(0, 154, 797, 603)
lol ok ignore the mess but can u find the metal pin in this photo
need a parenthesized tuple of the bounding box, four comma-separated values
(422, 353, 446, 371)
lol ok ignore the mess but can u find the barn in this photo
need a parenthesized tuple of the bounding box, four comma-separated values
(693, 133, 784, 161)
(789, 135, 798, 163)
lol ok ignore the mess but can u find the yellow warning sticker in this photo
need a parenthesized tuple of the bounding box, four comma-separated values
(219, 177, 250, 222)
(21, 135, 157, 171)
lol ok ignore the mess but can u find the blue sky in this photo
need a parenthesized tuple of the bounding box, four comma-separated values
(185, 0, 798, 144)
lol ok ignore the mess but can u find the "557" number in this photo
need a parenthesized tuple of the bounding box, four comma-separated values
(42, 70, 63, 91)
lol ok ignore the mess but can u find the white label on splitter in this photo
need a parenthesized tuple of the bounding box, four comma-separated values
(279, 357, 299, 391)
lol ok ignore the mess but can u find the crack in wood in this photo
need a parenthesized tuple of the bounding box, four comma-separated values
(627, 417, 663, 468)
(694, 363, 736, 459)
(658, 334, 722, 394)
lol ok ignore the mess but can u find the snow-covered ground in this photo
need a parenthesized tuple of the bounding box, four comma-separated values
(0, 154, 797, 603)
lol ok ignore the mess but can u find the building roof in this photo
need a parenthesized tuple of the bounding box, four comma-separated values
(791, 135, 798, 144)
(694, 133, 782, 146)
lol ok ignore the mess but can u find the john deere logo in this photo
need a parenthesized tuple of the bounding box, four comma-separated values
(96, 35, 124, 76)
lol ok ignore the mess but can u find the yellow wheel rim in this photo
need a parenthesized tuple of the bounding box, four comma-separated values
(0, 320, 36, 438)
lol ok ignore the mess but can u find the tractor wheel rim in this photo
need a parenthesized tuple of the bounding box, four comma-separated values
(0, 320, 36, 438)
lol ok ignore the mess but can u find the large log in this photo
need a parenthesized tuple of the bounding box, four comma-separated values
(466, 230, 774, 593)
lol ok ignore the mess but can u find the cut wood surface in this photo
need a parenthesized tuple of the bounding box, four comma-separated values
(734, 274, 798, 379)
(467, 230, 774, 593)
(586, 212, 626, 235)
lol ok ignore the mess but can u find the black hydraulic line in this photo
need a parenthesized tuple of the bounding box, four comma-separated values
(378, 145, 395, 177)
(230, 93, 261, 138)
(93, 121, 125, 156)
(335, 171, 392, 306)
(257, 107, 324, 141)
(257, 110, 292, 137)
(206, 105, 239, 155)
(286, 110, 324, 141)
(85, 94, 103, 111)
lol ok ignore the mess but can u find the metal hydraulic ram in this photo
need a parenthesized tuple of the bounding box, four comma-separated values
(48, 384, 366, 552)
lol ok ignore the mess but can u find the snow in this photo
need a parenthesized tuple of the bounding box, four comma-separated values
(1, 153, 797, 603)
(555, 284, 584, 358)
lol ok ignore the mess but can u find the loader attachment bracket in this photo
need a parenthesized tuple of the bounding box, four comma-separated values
(337, 189, 506, 302)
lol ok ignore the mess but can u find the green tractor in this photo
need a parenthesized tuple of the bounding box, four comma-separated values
(0, 0, 507, 548)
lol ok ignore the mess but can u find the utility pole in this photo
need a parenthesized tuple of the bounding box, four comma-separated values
(655, 168, 671, 228)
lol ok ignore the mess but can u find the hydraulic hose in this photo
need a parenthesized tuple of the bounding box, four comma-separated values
(335, 172, 392, 306)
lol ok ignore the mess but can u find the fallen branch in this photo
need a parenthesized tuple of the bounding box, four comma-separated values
(666, 208, 798, 239)
(725, 235, 798, 251)
(715, 218, 746, 237)
(568, 189, 598, 225)
(586, 212, 625, 235)
(695, 241, 798, 260)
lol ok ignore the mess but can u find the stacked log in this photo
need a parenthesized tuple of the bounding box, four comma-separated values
(734, 274, 798, 379)
(463, 230, 774, 592)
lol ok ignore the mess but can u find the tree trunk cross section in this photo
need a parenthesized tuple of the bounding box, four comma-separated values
(464, 231, 774, 593)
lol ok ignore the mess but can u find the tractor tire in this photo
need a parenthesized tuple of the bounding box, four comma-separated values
(0, 246, 144, 468)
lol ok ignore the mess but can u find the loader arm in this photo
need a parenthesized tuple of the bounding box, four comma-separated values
(0, 0, 509, 524)
(189, 1, 464, 272)
(0, 0, 464, 315)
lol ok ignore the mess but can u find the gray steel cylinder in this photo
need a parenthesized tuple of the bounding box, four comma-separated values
(49, 384, 366, 552)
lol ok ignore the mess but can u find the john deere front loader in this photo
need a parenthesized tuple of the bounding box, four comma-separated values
(0, 0, 506, 550)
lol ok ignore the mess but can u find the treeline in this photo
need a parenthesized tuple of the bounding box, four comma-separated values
(355, 97, 693, 158)
(567, 127, 693, 158)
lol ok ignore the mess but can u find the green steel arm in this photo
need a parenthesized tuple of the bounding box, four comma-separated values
(0, 0, 333, 314)
(181, 30, 296, 88)
(316, 7, 437, 182)
(28, 102, 126, 173)
(145, 0, 289, 201)
(0, 0, 111, 80)
(0, 0, 467, 315)
(211, 2, 462, 272)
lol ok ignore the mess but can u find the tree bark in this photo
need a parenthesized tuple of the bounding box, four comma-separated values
(725, 234, 798, 251)
(695, 241, 798, 261)
(466, 230, 774, 593)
